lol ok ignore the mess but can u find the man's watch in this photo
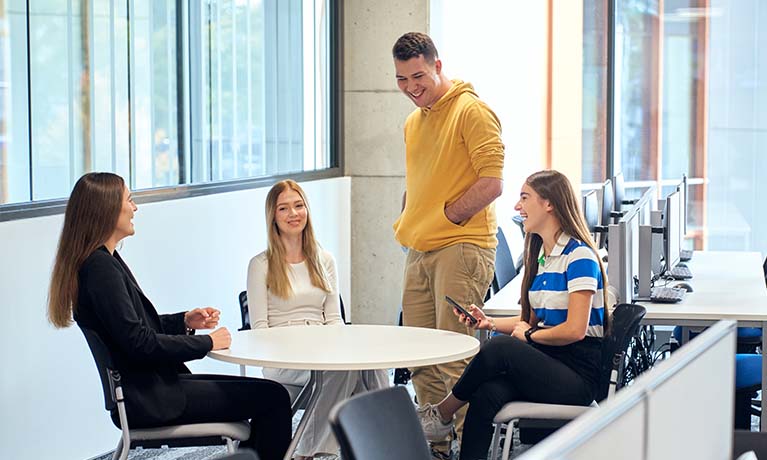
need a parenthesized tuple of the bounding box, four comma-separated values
(524, 327, 538, 344)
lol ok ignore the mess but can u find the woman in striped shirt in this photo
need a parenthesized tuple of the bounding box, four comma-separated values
(418, 170, 611, 460)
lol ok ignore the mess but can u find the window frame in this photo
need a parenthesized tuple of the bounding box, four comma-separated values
(0, 0, 343, 223)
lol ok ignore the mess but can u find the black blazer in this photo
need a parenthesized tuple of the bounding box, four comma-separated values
(74, 247, 212, 427)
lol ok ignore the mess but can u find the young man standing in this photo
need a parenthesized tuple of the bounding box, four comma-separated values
(392, 32, 505, 457)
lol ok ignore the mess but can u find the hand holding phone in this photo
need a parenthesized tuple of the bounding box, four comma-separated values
(445, 295, 478, 325)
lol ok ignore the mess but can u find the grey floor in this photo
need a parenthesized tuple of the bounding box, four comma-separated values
(88, 365, 762, 460)
(89, 412, 760, 460)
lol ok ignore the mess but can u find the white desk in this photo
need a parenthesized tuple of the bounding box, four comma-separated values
(207, 324, 480, 458)
(482, 251, 767, 431)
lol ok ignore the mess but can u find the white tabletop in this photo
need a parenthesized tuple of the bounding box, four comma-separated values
(207, 324, 480, 370)
(635, 251, 767, 322)
(483, 251, 767, 322)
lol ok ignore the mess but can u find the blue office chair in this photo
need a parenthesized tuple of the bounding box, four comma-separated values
(734, 354, 762, 430)
(491, 227, 518, 295)
(673, 326, 762, 353)
(671, 253, 766, 428)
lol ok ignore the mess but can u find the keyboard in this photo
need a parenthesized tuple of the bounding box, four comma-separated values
(680, 249, 693, 262)
(667, 265, 693, 280)
(650, 287, 686, 303)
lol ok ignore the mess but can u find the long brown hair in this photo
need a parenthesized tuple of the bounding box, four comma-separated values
(265, 179, 330, 299)
(48, 172, 125, 328)
(519, 170, 611, 333)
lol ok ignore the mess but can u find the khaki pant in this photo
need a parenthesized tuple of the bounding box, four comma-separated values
(402, 243, 495, 449)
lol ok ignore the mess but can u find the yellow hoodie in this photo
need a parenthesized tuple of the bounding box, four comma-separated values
(393, 80, 505, 252)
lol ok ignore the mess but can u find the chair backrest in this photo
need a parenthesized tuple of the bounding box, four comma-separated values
(763, 256, 766, 287)
(595, 303, 646, 402)
(492, 227, 518, 294)
(239, 290, 347, 329)
(80, 326, 119, 412)
(329, 386, 431, 460)
(339, 294, 348, 324)
(239, 290, 250, 331)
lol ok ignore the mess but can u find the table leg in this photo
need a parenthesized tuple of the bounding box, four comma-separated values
(284, 370, 323, 460)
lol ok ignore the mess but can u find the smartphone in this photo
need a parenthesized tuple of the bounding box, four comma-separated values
(445, 295, 478, 325)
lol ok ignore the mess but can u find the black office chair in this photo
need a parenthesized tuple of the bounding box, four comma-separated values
(329, 386, 431, 460)
(339, 294, 349, 324)
(491, 227, 518, 295)
(763, 256, 766, 286)
(79, 327, 250, 460)
(238, 290, 250, 331)
(238, 290, 348, 330)
(489, 303, 647, 459)
(393, 309, 413, 386)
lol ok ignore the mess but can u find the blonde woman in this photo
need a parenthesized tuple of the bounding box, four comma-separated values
(418, 170, 612, 460)
(247, 179, 389, 460)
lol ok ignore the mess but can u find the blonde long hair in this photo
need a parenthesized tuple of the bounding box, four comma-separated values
(48, 173, 125, 328)
(265, 180, 330, 299)
(519, 170, 611, 334)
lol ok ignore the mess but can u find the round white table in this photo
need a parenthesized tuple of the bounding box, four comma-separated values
(207, 324, 480, 459)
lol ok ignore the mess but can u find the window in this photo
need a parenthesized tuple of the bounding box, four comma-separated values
(582, 0, 609, 184)
(0, 0, 337, 214)
(595, 0, 765, 255)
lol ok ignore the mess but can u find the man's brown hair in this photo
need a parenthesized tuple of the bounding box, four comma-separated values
(392, 32, 439, 63)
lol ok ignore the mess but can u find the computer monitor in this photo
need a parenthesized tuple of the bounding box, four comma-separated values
(663, 190, 682, 273)
(678, 174, 688, 237)
(600, 179, 614, 226)
(582, 190, 599, 233)
(634, 185, 657, 226)
(598, 179, 614, 249)
(613, 172, 625, 212)
(607, 204, 641, 303)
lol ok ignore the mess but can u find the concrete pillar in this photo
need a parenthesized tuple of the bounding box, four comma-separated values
(343, 0, 429, 324)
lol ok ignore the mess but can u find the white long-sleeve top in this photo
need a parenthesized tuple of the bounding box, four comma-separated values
(246, 249, 342, 329)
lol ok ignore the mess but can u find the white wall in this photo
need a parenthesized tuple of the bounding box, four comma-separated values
(430, 0, 549, 226)
(0, 177, 350, 460)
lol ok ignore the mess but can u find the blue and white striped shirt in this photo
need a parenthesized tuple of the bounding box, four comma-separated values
(529, 233, 605, 338)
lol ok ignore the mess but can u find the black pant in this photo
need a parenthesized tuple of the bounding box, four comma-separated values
(451, 335, 598, 460)
(116, 374, 292, 460)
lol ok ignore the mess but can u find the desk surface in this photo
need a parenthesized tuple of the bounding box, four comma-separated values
(207, 324, 480, 370)
(484, 251, 767, 322)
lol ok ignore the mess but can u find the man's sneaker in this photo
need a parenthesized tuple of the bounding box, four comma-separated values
(417, 403, 453, 441)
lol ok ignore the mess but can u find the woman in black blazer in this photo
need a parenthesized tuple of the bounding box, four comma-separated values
(48, 172, 291, 460)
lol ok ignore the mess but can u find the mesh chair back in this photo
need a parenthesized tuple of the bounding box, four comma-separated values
(329, 386, 431, 460)
(492, 227, 518, 294)
(595, 303, 646, 402)
(80, 326, 119, 412)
